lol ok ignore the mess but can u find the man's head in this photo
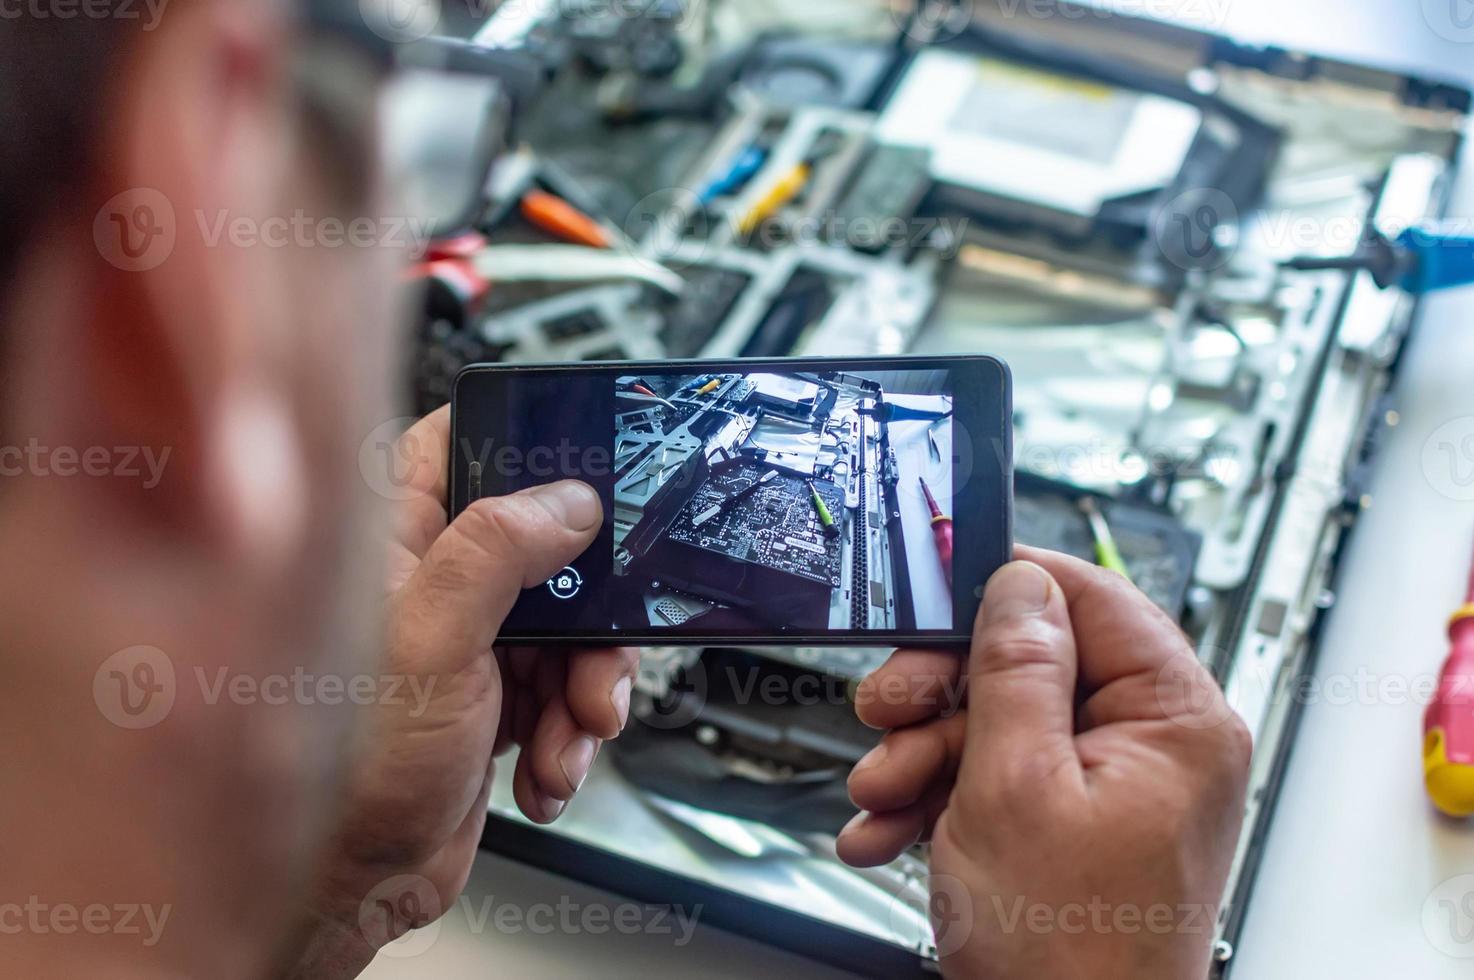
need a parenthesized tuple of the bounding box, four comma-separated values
(0, 3, 405, 975)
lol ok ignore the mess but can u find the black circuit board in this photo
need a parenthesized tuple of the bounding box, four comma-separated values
(665, 462, 845, 588)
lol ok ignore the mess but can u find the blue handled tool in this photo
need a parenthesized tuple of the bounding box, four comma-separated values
(1285, 227, 1474, 295)
(697, 145, 769, 208)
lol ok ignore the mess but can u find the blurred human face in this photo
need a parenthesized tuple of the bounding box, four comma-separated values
(0, 12, 416, 976)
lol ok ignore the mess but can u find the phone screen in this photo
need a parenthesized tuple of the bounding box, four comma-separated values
(451, 356, 1012, 645)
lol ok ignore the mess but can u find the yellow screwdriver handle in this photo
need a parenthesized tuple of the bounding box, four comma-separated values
(738, 163, 812, 236)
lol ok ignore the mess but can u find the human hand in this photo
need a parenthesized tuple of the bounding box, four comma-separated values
(287, 407, 637, 978)
(838, 547, 1250, 979)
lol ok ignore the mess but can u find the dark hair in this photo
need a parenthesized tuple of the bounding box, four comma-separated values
(0, 18, 124, 292)
(0, 2, 387, 297)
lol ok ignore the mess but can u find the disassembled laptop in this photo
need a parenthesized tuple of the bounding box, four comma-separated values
(410, 2, 1470, 973)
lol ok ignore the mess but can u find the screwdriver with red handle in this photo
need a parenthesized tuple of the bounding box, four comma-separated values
(1423, 528, 1474, 817)
(919, 477, 954, 587)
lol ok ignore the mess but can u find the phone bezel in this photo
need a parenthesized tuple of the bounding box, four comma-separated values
(450, 354, 1013, 646)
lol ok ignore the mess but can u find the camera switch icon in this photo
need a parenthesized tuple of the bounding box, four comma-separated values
(548, 567, 584, 601)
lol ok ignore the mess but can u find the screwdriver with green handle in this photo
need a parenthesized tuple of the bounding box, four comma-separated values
(806, 480, 841, 541)
(1079, 496, 1132, 581)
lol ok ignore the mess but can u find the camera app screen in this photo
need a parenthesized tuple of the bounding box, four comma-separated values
(612, 370, 953, 633)
(454, 360, 1004, 641)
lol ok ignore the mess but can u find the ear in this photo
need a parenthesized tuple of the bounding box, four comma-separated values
(82, 2, 308, 569)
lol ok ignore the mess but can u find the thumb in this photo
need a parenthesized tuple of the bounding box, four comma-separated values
(393, 481, 602, 674)
(964, 561, 1081, 791)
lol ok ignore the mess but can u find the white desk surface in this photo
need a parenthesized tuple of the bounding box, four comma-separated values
(888, 393, 956, 631)
(366, 4, 1474, 977)
(1225, 8, 1474, 973)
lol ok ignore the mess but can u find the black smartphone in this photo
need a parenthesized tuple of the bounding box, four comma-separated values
(450, 355, 1012, 646)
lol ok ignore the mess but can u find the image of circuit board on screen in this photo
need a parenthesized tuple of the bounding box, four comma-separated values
(612, 370, 955, 633)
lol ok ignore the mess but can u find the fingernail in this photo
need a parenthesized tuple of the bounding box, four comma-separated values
(560, 735, 598, 793)
(983, 562, 1052, 624)
(541, 796, 566, 823)
(840, 811, 870, 836)
(611, 676, 633, 732)
(530, 481, 602, 532)
(853, 742, 887, 773)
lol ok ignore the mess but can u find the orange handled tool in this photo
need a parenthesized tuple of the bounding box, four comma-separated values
(1424, 529, 1474, 817)
(919, 477, 953, 587)
(520, 189, 612, 250)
